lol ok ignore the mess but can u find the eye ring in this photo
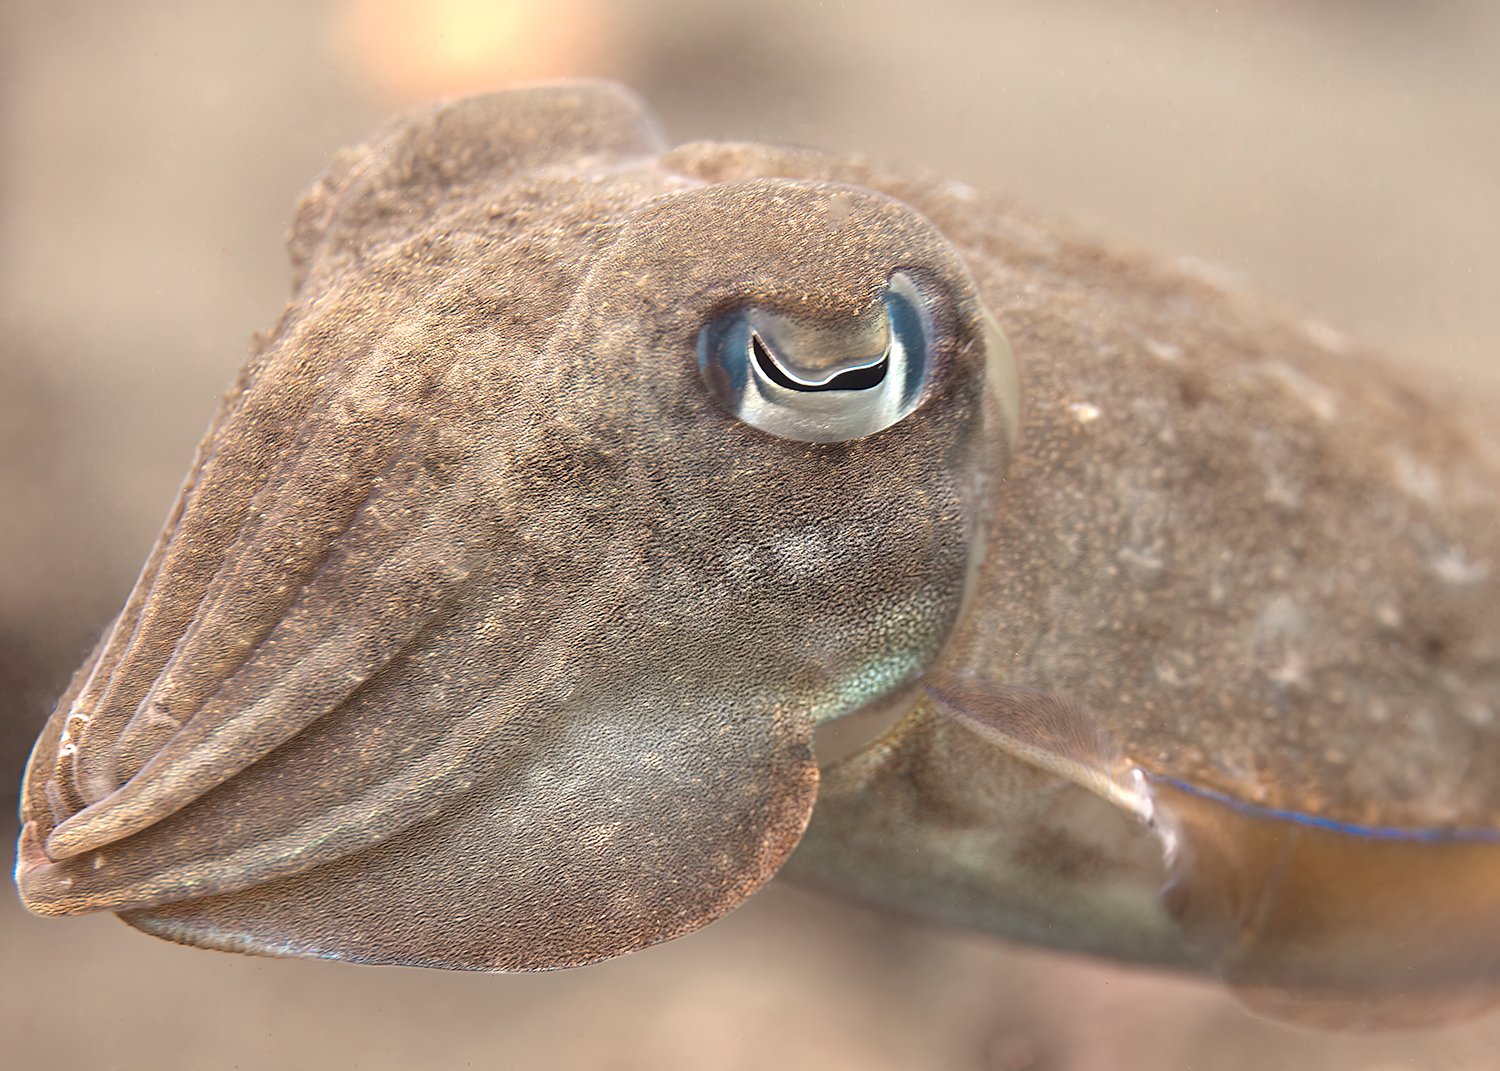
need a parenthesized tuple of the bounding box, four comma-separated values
(697, 271, 932, 443)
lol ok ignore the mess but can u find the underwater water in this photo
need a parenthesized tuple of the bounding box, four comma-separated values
(3, 2, 1499, 1069)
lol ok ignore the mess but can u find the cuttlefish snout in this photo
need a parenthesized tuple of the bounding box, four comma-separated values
(18, 83, 1014, 969)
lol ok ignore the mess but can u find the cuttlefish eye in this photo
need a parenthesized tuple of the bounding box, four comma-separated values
(697, 270, 931, 442)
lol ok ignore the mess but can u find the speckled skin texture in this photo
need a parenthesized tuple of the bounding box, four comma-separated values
(659, 134, 1500, 826)
(15, 84, 1003, 968)
(13, 84, 1499, 986)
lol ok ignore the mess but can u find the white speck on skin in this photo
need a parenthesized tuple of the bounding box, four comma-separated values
(58, 711, 89, 753)
(1390, 448, 1443, 505)
(1260, 361, 1339, 422)
(1267, 651, 1308, 689)
(1375, 603, 1403, 629)
(819, 191, 854, 227)
(1068, 401, 1101, 424)
(773, 526, 840, 578)
(1118, 545, 1165, 574)
(1464, 701, 1496, 728)
(1144, 338, 1184, 362)
(1249, 427, 1303, 508)
(1428, 546, 1490, 585)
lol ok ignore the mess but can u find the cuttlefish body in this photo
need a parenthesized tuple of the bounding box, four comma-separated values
(16, 84, 1500, 1029)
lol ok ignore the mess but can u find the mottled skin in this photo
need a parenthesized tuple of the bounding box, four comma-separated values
(14, 84, 1500, 1019)
(17, 85, 1001, 969)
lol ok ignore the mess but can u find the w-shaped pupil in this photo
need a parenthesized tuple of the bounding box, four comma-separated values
(751, 333, 889, 392)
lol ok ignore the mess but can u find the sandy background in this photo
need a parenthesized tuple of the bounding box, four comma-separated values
(2, 1, 1498, 1068)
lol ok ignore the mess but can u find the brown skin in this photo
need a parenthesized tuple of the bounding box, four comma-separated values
(16, 84, 1004, 969)
(13, 85, 1500, 1009)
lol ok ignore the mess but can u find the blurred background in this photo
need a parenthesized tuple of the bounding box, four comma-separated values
(2, 1, 1498, 1068)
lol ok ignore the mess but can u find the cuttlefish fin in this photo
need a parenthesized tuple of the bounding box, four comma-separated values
(119, 699, 816, 971)
(786, 693, 1188, 968)
(916, 672, 1500, 1030)
(922, 676, 1151, 818)
(1148, 774, 1500, 1029)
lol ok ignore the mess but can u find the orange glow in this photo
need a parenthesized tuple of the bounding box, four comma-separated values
(331, 0, 618, 102)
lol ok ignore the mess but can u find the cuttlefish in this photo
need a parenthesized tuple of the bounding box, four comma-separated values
(15, 83, 1500, 1030)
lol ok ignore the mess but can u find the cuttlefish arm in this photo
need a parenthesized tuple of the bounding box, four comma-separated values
(17, 85, 1013, 969)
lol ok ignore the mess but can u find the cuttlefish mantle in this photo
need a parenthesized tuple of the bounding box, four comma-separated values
(915, 676, 1500, 1031)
